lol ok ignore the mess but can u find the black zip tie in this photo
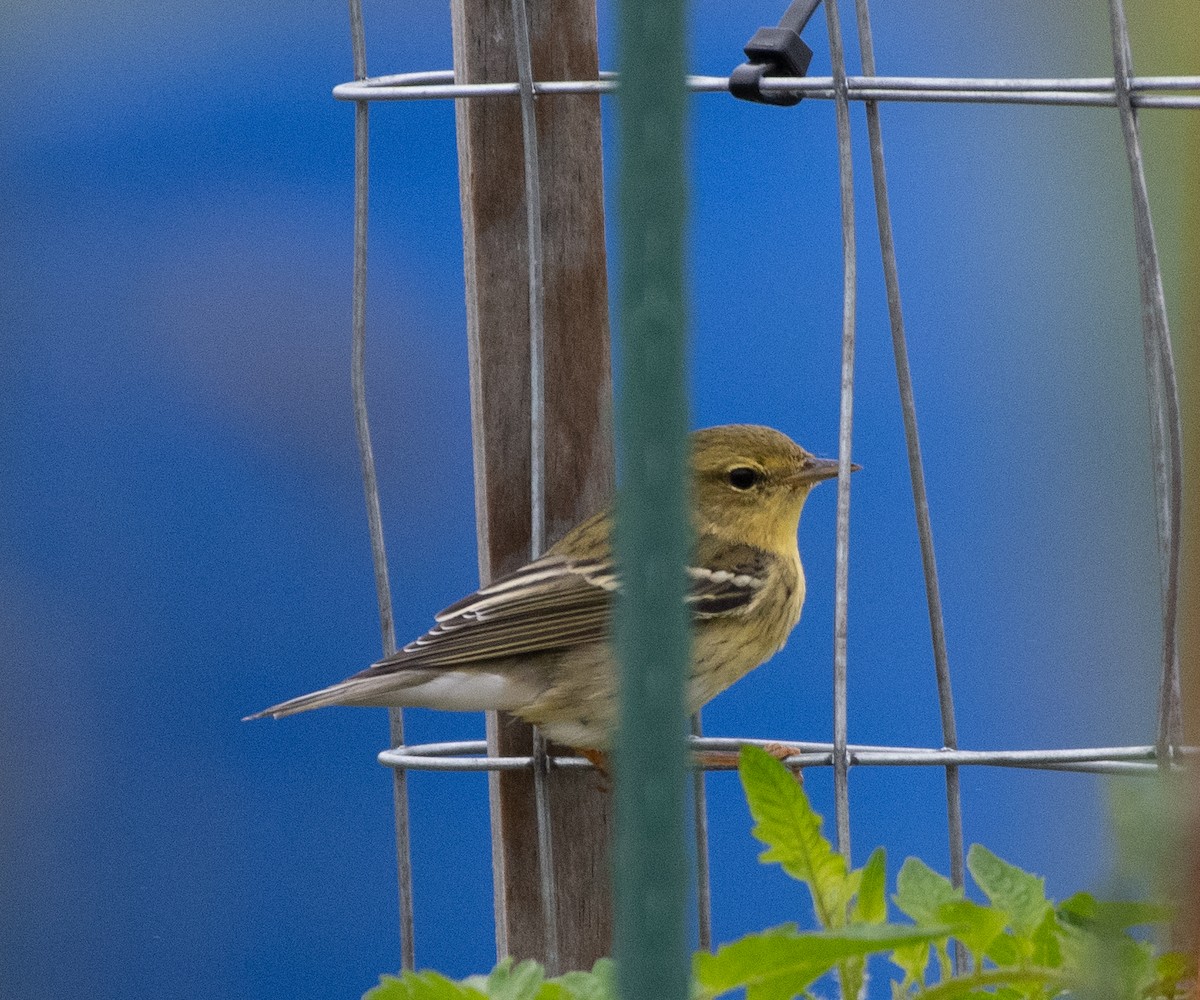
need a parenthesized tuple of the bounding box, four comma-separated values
(730, 0, 823, 106)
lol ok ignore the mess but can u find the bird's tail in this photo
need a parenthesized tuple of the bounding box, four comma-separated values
(242, 675, 396, 721)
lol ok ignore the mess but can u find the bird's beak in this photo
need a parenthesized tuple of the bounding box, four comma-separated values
(791, 456, 861, 484)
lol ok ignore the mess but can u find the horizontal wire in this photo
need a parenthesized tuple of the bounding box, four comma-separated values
(333, 72, 1200, 108)
(379, 738, 1196, 774)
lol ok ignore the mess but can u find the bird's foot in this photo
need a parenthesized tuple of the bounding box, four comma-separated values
(763, 742, 805, 784)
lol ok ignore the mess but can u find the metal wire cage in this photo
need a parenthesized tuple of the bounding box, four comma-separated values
(340, 0, 1194, 982)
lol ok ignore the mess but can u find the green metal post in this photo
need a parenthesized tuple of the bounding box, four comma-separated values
(613, 1, 690, 999)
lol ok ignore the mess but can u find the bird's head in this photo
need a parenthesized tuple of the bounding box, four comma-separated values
(690, 424, 854, 553)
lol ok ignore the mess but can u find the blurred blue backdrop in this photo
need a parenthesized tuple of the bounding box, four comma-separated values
(1, 1, 1170, 997)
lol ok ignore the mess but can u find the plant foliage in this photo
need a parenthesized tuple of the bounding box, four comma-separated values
(363, 747, 1194, 1000)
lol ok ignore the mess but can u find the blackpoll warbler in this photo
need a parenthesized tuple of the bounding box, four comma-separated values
(247, 424, 849, 750)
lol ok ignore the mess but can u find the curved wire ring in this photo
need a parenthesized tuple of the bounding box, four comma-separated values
(379, 737, 1196, 775)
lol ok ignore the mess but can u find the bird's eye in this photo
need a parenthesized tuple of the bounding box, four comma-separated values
(727, 466, 762, 490)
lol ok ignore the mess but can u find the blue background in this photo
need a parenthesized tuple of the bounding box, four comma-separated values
(1, 1, 1173, 996)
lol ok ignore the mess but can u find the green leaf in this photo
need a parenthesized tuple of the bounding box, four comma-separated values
(936, 899, 1007, 961)
(696, 924, 951, 1000)
(894, 858, 962, 925)
(364, 971, 488, 1000)
(852, 848, 888, 926)
(738, 745, 852, 927)
(966, 845, 1051, 940)
(910, 969, 1067, 1000)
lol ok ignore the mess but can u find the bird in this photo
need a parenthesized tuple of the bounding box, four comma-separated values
(245, 424, 850, 754)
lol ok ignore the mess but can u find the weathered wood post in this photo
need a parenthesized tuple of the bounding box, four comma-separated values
(450, 0, 615, 970)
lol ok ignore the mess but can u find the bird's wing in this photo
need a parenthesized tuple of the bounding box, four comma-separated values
(359, 543, 772, 676)
(688, 537, 774, 617)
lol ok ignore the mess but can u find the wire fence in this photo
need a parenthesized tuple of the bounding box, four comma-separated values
(342, 0, 1193, 978)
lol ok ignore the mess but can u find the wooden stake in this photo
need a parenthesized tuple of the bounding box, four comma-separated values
(451, 0, 615, 970)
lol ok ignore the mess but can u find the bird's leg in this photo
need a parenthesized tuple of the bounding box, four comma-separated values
(579, 743, 803, 786)
(579, 748, 610, 779)
(691, 748, 740, 770)
(691, 742, 804, 781)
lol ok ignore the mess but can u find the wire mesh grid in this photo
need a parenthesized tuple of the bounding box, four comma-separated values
(343, 0, 1193, 976)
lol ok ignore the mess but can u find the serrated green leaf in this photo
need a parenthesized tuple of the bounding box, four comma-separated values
(365, 976, 413, 1000)
(967, 845, 1050, 940)
(985, 931, 1020, 967)
(694, 925, 819, 999)
(889, 939, 931, 986)
(857, 851, 908, 998)
(843, 868, 864, 910)
(841, 957, 865, 1000)
(1152, 950, 1195, 996)
(934, 942, 953, 982)
(853, 848, 888, 926)
(937, 899, 1008, 960)
(553, 959, 616, 1000)
(1030, 909, 1063, 969)
(486, 959, 545, 1000)
(738, 745, 852, 927)
(1060, 888, 1099, 921)
(894, 858, 962, 925)
(590, 959, 616, 982)
(429, 972, 490, 1000)
(1056, 920, 1092, 972)
(1066, 922, 1156, 1000)
(696, 924, 951, 999)
(1058, 893, 1171, 930)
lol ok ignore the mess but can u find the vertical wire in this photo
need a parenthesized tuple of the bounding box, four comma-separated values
(530, 726, 559, 974)
(347, 0, 415, 971)
(1106, 0, 1185, 764)
(511, 0, 547, 557)
(509, 0, 559, 974)
(850, 0, 967, 956)
(690, 712, 713, 953)
(823, 0, 857, 863)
